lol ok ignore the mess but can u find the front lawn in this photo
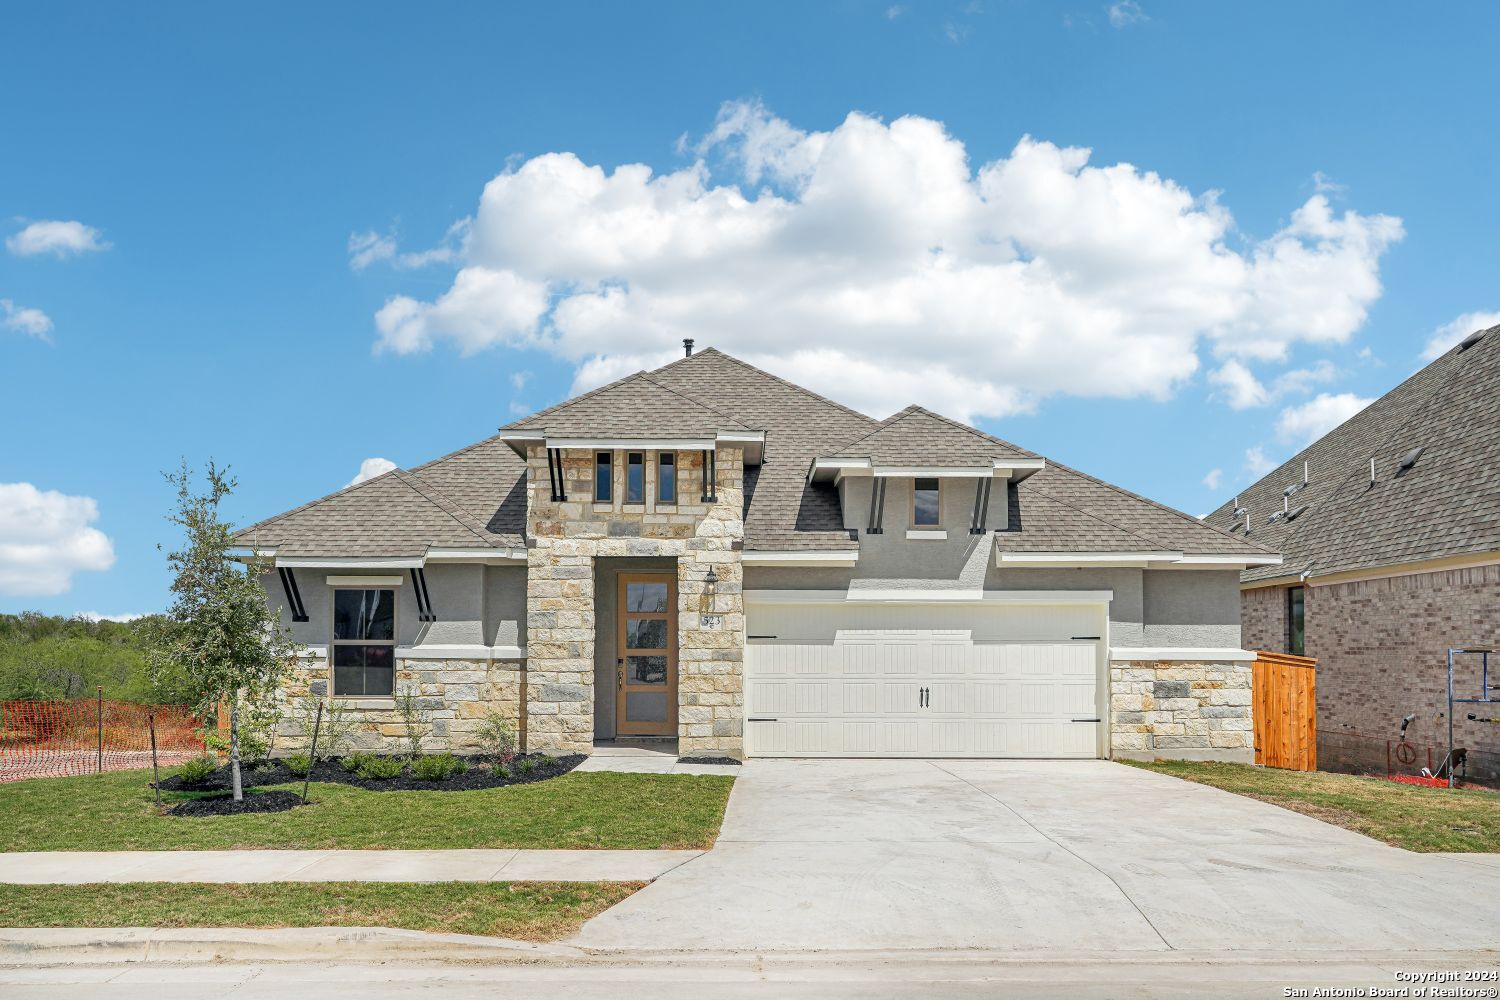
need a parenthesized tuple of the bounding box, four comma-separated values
(0, 881, 638, 941)
(1125, 759, 1500, 853)
(0, 768, 734, 851)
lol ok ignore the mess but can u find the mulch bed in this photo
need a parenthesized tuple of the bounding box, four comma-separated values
(168, 790, 303, 817)
(157, 753, 585, 794)
(677, 756, 741, 766)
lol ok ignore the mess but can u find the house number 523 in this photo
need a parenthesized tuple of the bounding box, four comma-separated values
(702, 614, 723, 628)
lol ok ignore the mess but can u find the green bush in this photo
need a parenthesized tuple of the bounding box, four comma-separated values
(516, 757, 537, 776)
(354, 755, 405, 780)
(0, 611, 188, 704)
(491, 763, 510, 780)
(411, 752, 467, 782)
(474, 710, 517, 764)
(285, 753, 311, 778)
(340, 751, 374, 774)
(177, 755, 219, 785)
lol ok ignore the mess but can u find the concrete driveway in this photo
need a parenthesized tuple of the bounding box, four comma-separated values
(571, 759, 1500, 954)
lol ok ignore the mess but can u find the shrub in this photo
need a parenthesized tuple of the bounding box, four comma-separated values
(341, 750, 374, 774)
(491, 763, 510, 780)
(394, 683, 429, 760)
(285, 753, 311, 778)
(290, 695, 355, 760)
(474, 711, 517, 765)
(178, 755, 219, 785)
(354, 755, 405, 780)
(516, 756, 537, 776)
(411, 752, 467, 782)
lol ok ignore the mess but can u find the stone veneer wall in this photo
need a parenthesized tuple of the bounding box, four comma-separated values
(1109, 660, 1253, 762)
(525, 446, 745, 758)
(275, 656, 523, 754)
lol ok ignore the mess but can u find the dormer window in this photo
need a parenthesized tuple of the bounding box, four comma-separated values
(913, 477, 941, 527)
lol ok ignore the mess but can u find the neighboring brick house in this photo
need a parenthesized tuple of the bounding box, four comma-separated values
(235, 346, 1277, 762)
(1205, 324, 1500, 784)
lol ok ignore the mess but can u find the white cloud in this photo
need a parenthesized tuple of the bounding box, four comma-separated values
(1275, 392, 1373, 445)
(0, 483, 116, 596)
(76, 611, 146, 623)
(348, 457, 398, 486)
(1202, 468, 1223, 491)
(1208, 360, 1268, 409)
(1107, 1, 1148, 28)
(1244, 446, 1275, 478)
(1, 299, 53, 341)
(6, 220, 110, 258)
(509, 370, 531, 391)
(885, 5, 906, 19)
(368, 100, 1402, 422)
(1421, 310, 1500, 361)
(350, 221, 467, 272)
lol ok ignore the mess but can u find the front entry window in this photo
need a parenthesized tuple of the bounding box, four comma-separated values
(332, 589, 396, 696)
(618, 575, 675, 735)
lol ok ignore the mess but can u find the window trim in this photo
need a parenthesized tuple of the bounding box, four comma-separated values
(912, 477, 943, 528)
(657, 450, 677, 505)
(1286, 585, 1305, 657)
(330, 586, 398, 698)
(594, 451, 613, 504)
(625, 451, 646, 505)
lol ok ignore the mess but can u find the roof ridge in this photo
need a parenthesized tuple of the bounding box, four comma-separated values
(652, 348, 880, 428)
(1027, 459, 1278, 555)
(406, 432, 508, 475)
(502, 368, 651, 428)
(394, 471, 500, 548)
(905, 405, 1040, 459)
(234, 467, 407, 541)
(636, 371, 755, 430)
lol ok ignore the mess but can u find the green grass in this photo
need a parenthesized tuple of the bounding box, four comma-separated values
(0, 768, 734, 852)
(0, 881, 639, 941)
(1124, 759, 1500, 853)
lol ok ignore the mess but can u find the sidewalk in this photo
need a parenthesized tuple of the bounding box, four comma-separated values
(0, 849, 701, 884)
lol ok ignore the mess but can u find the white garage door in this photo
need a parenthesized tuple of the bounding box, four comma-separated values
(744, 598, 1106, 758)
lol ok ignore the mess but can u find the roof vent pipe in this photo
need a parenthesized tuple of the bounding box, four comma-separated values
(683, 338, 695, 357)
(1459, 329, 1485, 351)
(1369, 457, 1376, 487)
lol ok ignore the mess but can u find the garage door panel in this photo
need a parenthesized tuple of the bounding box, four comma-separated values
(745, 601, 1104, 758)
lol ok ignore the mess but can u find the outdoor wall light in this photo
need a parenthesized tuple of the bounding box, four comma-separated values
(704, 566, 719, 596)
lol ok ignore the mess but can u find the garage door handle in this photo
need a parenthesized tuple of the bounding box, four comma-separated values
(1070, 717, 1101, 723)
(748, 717, 778, 722)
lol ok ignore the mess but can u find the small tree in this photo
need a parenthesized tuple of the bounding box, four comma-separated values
(395, 682, 430, 760)
(143, 462, 295, 801)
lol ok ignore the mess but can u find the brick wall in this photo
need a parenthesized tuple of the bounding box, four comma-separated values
(1304, 564, 1500, 784)
(1241, 584, 1288, 654)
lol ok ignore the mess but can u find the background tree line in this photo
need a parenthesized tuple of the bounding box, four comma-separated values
(0, 612, 191, 704)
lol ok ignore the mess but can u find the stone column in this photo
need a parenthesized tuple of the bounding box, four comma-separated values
(1110, 659, 1253, 762)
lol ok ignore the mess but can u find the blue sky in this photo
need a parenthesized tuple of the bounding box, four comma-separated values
(3, 1, 1498, 618)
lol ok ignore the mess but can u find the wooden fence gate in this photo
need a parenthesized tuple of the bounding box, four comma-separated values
(1251, 651, 1318, 771)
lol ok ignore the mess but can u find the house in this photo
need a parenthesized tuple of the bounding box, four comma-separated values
(235, 346, 1279, 761)
(1203, 324, 1500, 783)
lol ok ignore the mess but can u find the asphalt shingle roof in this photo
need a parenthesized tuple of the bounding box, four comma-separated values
(1203, 324, 1500, 582)
(237, 347, 1272, 560)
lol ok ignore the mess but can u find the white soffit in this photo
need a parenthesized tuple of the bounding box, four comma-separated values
(997, 550, 1282, 569)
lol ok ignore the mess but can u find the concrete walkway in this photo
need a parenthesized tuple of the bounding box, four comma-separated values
(575, 741, 741, 775)
(0, 849, 701, 884)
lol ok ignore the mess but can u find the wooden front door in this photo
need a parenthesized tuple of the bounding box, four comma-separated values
(616, 573, 678, 737)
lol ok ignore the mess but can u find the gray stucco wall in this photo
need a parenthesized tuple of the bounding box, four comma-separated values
(1140, 569, 1242, 647)
(591, 556, 677, 740)
(258, 563, 526, 651)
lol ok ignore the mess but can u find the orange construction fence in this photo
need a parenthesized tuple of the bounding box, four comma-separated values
(0, 695, 206, 783)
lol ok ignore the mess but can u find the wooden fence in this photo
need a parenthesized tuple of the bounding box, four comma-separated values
(1252, 651, 1318, 771)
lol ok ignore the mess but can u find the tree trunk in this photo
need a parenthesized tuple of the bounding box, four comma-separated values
(229, 698, 243, 802)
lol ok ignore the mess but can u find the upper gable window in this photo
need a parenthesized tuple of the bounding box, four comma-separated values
(913, 477, 942, 527)
(626, 452, 645, 504)
(657, 451, 677, 504)
(595, 452, 613, 503)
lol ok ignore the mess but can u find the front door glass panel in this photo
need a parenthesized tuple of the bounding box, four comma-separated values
(618, 575, 675, 735)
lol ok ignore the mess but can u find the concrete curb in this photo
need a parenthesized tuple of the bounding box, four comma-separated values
(2, 928, 1497, 970)
(0, 927, 587, 966)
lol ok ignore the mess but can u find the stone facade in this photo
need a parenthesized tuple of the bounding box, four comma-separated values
(275, 656, 523, 754)
(525, 445, 746, 758)
(1109, 660, 1254, 761)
